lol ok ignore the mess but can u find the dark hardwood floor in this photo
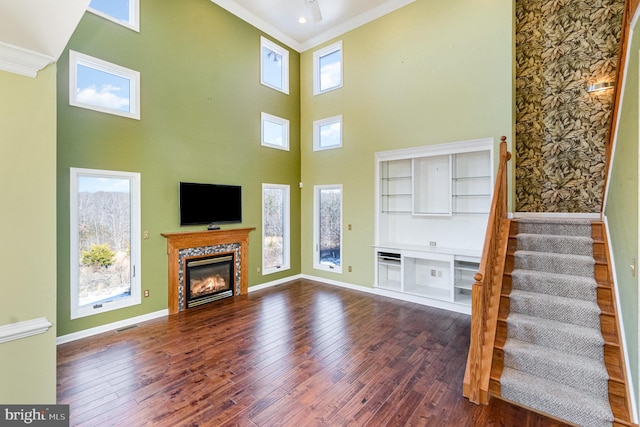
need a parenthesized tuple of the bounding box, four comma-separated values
(57, 279, 568, 426)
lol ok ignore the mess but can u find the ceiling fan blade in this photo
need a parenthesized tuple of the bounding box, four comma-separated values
(307, 0, 322, 22)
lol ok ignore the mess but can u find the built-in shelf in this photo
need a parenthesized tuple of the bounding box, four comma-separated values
(374, 138, 493, 313)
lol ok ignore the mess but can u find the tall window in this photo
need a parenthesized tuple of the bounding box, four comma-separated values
(313, 41, 343, 95)
(314, 185, 342, 273)
(262, 184, 290, 274)
(88, 0, 140, 32)
(70, 168, 141, 319)
(260, 36, 289, 94)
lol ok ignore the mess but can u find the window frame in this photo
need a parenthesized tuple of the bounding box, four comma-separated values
(70, 167, 141, 320)
(262, 183, 291, 275)
(313, 184, 343, 273)
(260, 36, 290, 94)
(313, 115, 343, 151)
(87, 0, 140, 32)
(313, 40, 343, 96)
(261, 112, 290, 151)
(69, 50, 141, 120)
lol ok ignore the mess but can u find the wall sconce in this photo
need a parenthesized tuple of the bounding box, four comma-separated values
(587, 82, 615, 93)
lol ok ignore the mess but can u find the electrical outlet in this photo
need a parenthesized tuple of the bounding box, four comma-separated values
(143, 230, 150, 240)
(429, 241, 436, 247)
(430, 269, 437, 277)
(144, 289, 150, 298)
(348, 266, 352, 272)
(631, 258, 636, 277)
(257, 267, 261, 273)
(348, 224, 352, 231)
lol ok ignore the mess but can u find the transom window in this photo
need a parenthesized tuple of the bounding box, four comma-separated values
(261, 36, 289, 94)
(313, 115, 343, 151)
(69, 51, 140, 120)
(313, 41, 343, 95)
(70, 168, 141, 319)
(261, 112, 290, 151)
(88, 0, 140, 32)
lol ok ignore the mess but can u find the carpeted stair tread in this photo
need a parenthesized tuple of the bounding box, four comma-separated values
(514, 250, 595, 277)
(503, 339, 609, 398)
(509, 289, 601, 328)
(500, 367, 614, 427)
(510, 269, 598, 301)
(517, 219, 593, 237)
(506, 313, 604, 360)
(516, 233, 593, 256)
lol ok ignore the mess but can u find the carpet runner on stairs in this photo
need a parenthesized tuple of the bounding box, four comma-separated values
(500, 219, 613, 427)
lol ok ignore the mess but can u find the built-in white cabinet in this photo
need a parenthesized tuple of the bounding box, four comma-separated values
(374, 138, 493, 314)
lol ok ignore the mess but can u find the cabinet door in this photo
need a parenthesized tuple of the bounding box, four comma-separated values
(412, 155, 451, 215)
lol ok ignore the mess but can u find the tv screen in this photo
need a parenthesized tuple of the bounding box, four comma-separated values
(179, 182, 242, 226)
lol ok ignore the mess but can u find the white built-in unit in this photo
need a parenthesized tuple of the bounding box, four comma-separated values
(374, 138, 494, 314)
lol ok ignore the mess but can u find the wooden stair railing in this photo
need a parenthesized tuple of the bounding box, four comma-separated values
(463, 136, 511, 404)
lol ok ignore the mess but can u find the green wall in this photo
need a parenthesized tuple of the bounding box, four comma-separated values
(56, 0, 301, 336)
(0, 65, 57, 403)
(299, 0, 514, 286)
(605, 17, 640, 411)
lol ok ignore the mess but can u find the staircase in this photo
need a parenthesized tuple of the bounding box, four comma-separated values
(489, 218, 633, 427)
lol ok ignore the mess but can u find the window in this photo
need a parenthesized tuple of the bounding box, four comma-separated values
(313, 115, 343, 151)
(313, 41, 343, 95)
(69, 50, 141, 120)
(262, 184, 290, 274)
(88, 0, 140, 32)
(70, 168, 141, 319)
(314, 185, 342, 273)
(261, 112, 290, 151)
(260, 36, 289, 94)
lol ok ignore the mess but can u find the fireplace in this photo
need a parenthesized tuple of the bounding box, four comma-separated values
(185, 253, 234, 308)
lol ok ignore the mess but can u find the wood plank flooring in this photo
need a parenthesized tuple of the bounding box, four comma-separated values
(57, 279, 568, 426)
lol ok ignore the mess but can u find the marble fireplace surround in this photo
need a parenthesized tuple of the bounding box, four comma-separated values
(161, 228, 254, 314)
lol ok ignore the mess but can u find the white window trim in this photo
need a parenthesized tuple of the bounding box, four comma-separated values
(262, 183, 291, 275)
(70, 168, 141, 320)
(260, 36, 290, 94)
(69, 50, 141, 120)
(313, 40, 343, 96)
(261, 112, 290, 151)
(87, 0, 140, 32)
(313, 115, 343, 151)
(313, 184, 343, 274)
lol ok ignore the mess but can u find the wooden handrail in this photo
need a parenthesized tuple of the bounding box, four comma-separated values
(463, 136, 511, 404)
(603, 0, 640, 212)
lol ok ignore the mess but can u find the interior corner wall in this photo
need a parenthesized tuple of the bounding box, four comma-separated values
(299, 0, 514, 287)
(0, 65, 58, 403)
(56, 0, 301, 336)
(604, 17, 640, 413)
(515, 0, 625, 213)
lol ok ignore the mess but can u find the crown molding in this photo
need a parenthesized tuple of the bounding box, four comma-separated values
(0, 41, 56, 78)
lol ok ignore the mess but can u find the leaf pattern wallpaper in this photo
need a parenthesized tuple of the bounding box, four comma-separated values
(515, 0, 624, 212)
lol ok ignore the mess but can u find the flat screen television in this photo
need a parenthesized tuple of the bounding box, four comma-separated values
(179, 182, 242, 228)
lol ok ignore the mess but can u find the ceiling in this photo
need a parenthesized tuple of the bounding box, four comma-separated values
(211, 0, 415, 52)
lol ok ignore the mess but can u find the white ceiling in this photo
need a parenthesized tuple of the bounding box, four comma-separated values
(211, 0, 415, 52)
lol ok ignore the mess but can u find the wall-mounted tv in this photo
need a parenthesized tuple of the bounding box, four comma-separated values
(179, 182, 242, 228)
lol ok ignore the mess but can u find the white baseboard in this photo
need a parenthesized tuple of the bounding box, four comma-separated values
(56, 309, 169, 345)
(248, 274, 303, 292)
(602, 215, 639, 423)
(300, 274, 471, 315)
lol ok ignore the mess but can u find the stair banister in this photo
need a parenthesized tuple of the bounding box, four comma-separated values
(463, 136, 511, 404)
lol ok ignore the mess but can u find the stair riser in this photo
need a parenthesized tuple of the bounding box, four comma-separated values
(509, 295, 601, 329)
(514, 252, 595, 277)
(516, 235, 593, 256)
(517, 222, 592, 237)
(503, 351, 609, 398)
